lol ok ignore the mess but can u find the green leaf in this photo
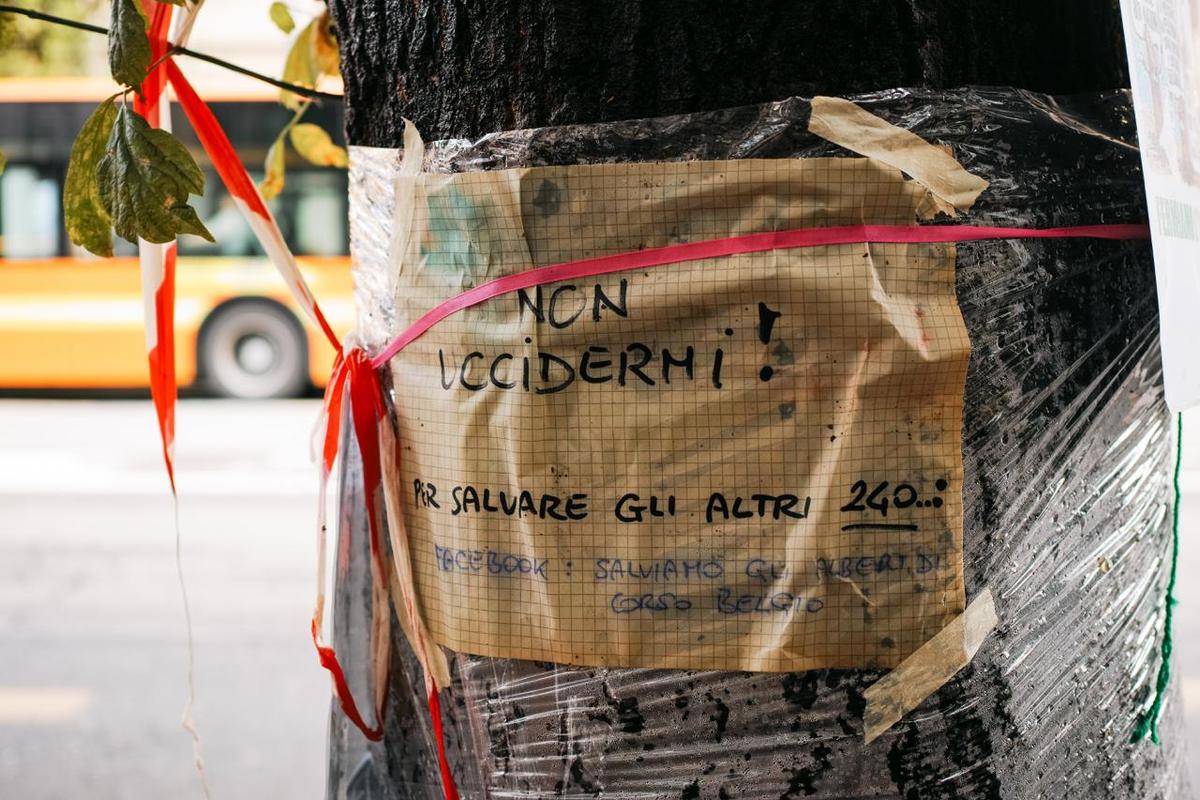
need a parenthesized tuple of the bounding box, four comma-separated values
(108, 0, 151, 89)
(269, 2, 295, 33)
(289, 123, 348, 168)
(280, 18, 318, 110)
(0, 149, 6, 175)
(155, 0, 188, 5)
(169, 205, 214, 240)
(136, 126, 205, 200)
(260, 134, 288, 200)
(64, 99, 119, 257)
(97, 104, 213, 245)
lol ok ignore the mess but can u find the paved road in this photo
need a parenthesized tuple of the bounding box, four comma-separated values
(1, 400, 1199, 797)
(0, 399, 329, 800)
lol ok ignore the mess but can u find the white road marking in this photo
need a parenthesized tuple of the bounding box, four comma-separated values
(0, 688, 93, 725)
(0, 399, 322, 496)
(0, 449, 314, 496)
(0, 299, 203, 327)
(1182, 676, 1200, 714)
(1180, 473, 1200, 496)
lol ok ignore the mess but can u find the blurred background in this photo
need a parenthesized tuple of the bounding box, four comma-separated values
(2, 2, 1200, 799)
(0, 1, 349, 798)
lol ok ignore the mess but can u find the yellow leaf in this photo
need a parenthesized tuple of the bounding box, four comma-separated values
(260, 135, 287, 200)
(280, 18, 318, 110)
(64, 99, 118, 256)
(269, 2, 295, 33)
(289, 123, 348, 168)
(314, 11, 340, 77)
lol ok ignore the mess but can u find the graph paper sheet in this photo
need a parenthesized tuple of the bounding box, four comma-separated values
(381, 155, 971, 672)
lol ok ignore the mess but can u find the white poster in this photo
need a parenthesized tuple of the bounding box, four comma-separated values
(1121, 0, 1200, 410)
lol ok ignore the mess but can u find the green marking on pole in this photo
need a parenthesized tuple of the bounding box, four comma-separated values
(1133, 412, 1182, 745)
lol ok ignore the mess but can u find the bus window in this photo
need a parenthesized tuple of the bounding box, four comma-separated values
(1, 164, 61, 259)
(190, 195, 262, 257)
(284, 171, 346, 257)
(166, 168, 348, 259)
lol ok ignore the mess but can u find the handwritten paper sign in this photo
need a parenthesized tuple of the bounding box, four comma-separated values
(1120, 0, 1200, 410)
(382, 157, 970, 671)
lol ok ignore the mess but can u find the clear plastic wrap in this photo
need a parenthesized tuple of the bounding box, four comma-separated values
(330, 88, 1187, 799)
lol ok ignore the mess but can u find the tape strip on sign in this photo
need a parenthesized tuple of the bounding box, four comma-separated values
(807, 96, 989, 213)
(862, 588, 999, 743)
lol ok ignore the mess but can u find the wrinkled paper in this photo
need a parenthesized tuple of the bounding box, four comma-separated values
(380, 153, 972, 672)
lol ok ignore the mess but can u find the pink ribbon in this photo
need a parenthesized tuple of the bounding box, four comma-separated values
(370, 222, 1151, 369)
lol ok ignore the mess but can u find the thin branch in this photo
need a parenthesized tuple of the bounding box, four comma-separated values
(0, 4, 344, 102)
(174, 41, 343, 103)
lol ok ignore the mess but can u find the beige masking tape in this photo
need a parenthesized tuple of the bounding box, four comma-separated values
(808, 96, 989, 213)
(387, 120, 428, 292)
(380, 416, 453, 688)
(862, 588, 998, 743)
(380, 153, 974, 673)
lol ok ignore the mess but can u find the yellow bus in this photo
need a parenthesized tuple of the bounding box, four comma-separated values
(0, 77, 354, 398)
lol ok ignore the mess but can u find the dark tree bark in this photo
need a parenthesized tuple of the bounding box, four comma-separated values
(328, 0, 1129, 145)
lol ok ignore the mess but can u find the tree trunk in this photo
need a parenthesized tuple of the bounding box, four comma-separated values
(325, 3, 1188, 799)
(329, 0, 1128, 145)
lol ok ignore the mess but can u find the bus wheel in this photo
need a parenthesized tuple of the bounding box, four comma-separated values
(198, 300, 309, 399)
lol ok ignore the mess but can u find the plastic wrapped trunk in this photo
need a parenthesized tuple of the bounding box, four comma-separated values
(325, 88, 1187, 799)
